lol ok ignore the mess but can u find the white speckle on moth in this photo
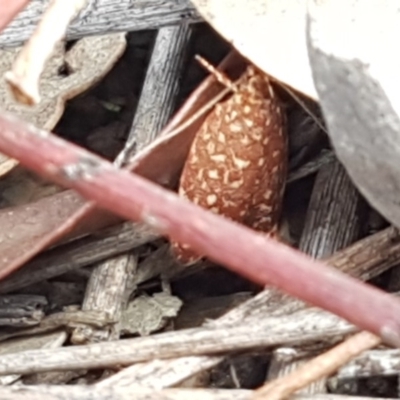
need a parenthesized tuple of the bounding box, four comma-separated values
(258, 158, 265, 167)
(252, 133, 262, 141)
(218, 132, 226, 143)
(259, 216, 272, 224)
(223, 170, 230, 184)
(210, 154, 226, 162)
(206, 194, 217, 205)
(231, 152, 251, 169)
(268, 84, 274, 98)
(243, 105, 251, 114)
(264, 190, 272, 200)
(258, 203, 272, 212)
(207, 141, 215, 153)
(241, 135, 250, 145)
(272, 150, 280, 158)
(234, 95, 243, 105)
(244, 119, 254, 127)
(230, 180, 243, 189)
(208, 169, 219, 179)
(229, 123, 241, 133)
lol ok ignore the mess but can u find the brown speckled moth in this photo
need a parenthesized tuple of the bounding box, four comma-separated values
(170, 64, 288, 265)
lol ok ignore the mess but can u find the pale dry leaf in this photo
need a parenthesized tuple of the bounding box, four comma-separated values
(307, 0, 400, 230)
(0, 33, 126, 177)
(191, 0, 317, 99)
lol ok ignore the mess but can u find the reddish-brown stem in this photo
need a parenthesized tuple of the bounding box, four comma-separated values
(0, 111, 399, 346)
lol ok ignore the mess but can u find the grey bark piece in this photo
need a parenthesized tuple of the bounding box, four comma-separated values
(0, 294, 47, 327)
(117, 23, 193, 164)
(0, 0, 200, 48)
(0, 310, 115, 342)
(71, 254, 137, 343)
(298, 158, 366, 259)
(0, 221, 159, 294)
(332, 348, 400, 380)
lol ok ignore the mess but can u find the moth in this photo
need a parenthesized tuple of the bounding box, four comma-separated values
(170, 63, 288, 265)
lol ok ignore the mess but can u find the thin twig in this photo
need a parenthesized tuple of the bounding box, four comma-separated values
(253, 331, 381, 400)
(0, 307, 356, 376)
(0, 111, 399, 345)
(278, 83, 327, 134)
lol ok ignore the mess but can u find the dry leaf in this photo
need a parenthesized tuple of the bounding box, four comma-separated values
(0, 33, 126, 176)
(307, 0, 400, 230)
(191, 0, 317, 99)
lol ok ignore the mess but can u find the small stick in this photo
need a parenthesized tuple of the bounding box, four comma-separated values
(4, 0, 89, 105)
(252, 331, 381, 400)
(278, 83, 327, 134)
(195, 54, 238, 92)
